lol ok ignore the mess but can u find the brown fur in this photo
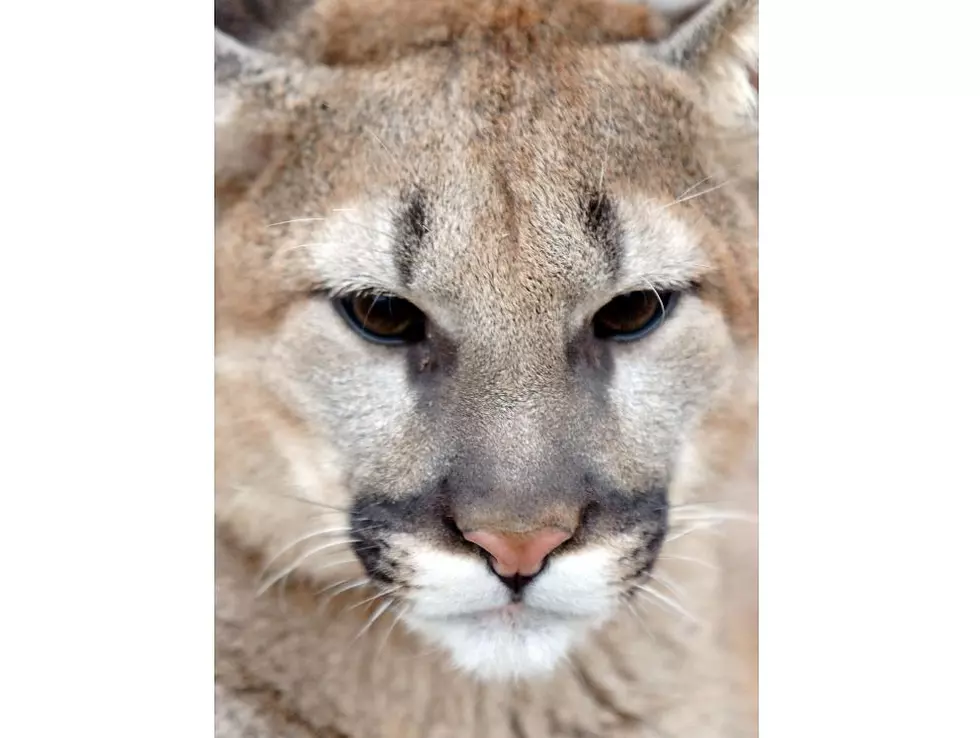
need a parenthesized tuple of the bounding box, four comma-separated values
(261, 0, 670, 66)
(215, 0, 758, 735)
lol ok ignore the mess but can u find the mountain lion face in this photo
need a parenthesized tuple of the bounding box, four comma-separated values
(215, 0, 757, 680)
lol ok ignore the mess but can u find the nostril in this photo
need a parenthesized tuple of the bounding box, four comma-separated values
(462, 528, 572, 579)
(442, 515, 464, 540)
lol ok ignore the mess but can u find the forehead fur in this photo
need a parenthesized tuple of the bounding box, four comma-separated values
(217, 0, 758, 342)
(288, 0, 670, 66)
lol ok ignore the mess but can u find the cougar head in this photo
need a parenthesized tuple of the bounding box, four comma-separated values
(215, 0, 757, 680)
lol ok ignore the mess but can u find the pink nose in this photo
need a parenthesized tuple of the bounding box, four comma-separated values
(462, 528, 572, 577)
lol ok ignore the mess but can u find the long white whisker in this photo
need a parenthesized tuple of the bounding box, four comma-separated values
(259, 527, 355, 577)
(655, 178, 734, 214)
(373, 602, 407, 663)
(232, 485, 350, 513)
(362, 293, 383, 325)
(671, 503, 757, 524)
(317, 576, 371, 599)
(345, 585, 402, 613)
(277, 570, 290, 615)
(675, 175, 712, 201)
(672, 179, 734, 205)
(272, 242, 327, 260)
(266, 210, 362, 228)
(256, 539, 357, 597)
(623, 597, 659, 644)
(311, 556, 359, 571)
(666, 521, 724, 543)
(672, 501, 752, 511)
(658, 554, 718, 571)
(652, 286, 665, 314)
(266, 217, 330, 227)
(671, 512, 757, 524)
(650, 572, 687, 602)
(635, 584, 701, 627)
(355, 598, 396, 642)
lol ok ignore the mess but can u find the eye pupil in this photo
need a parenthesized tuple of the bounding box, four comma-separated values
(338, 292, 426, 344)
(593, 289, 675, 341)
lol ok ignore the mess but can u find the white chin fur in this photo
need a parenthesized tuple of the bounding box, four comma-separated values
(404, 609, 590, 680)
(401, 546, 618, 680)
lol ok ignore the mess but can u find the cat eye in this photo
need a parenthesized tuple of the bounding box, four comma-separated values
(592, 289, 678, 342)
(336, 292, 427, 345)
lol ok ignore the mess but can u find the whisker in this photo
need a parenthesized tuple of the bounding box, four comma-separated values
(272, 242, 327, 260)
(257, 557, 358, 605)
(658, 554, 718, 571)
(672, 501, 753, 510)
(362, 293, 384, 325)
(259, 526, 355, 575)
(672, 179, 734, 205)
(232, 486, 350, 513)
(316, 575, 371, 600)
(634, 584, 701, 627)
(266, 210, 366, 228)
(266, 217, 331, 227)
(674, 175, 713, 201)
(354, 598, 397, 642)
(277, 571, 289, 615)
(671, 512, 757, 524)
(649, 572, 687, 603)
(671, 503, 757, 524)
(373, 602, 407, 663)
(652, 286, 665, 315)
(622, 597, 660, 645)
(256, 539, 357, 596)
(311, 557, 359, 572)
(654, 178, 735, 214)
(665, 520, 725, 543)
(344, 585, 403, 613)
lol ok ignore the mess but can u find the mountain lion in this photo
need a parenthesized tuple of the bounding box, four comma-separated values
(215, 0, 758, 735)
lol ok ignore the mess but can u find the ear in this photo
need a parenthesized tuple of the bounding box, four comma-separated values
(215, 29, 314, 216)
(643, 0, 713, 21)
(657, 0, 758, 130)
(215, 0, 312, 45)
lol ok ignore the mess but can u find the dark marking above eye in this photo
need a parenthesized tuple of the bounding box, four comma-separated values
(394, 189, 429, 284)
(582, 191, 622, 277)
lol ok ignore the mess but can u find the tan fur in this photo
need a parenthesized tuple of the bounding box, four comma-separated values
(215, 0, 758, 735)
(261, 0, 669, 66)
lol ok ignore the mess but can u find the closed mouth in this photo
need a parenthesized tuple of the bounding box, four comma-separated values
(416, 602, 596, 625)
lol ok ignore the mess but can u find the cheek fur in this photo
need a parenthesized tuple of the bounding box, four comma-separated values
(607, 300, 735, 466)
(272, 303, 422, 458)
